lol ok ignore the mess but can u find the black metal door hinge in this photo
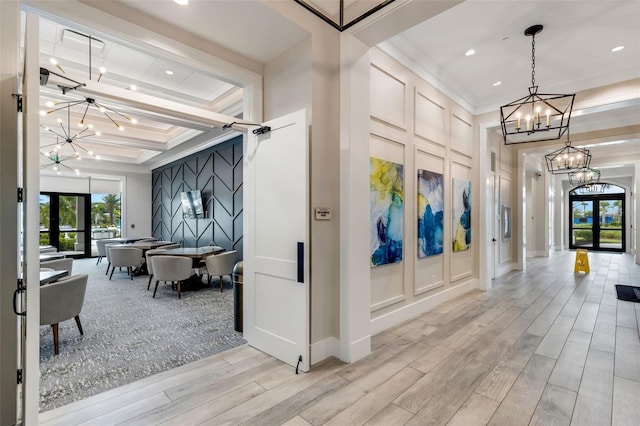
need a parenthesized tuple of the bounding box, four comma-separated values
(13, 94, 23, 112)
(17, 187, 23, 202)
(17, 369, 22, 385)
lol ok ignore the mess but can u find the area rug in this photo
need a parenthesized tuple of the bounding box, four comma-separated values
(614, 284, 640, 303)
(39, 258, 246, 412)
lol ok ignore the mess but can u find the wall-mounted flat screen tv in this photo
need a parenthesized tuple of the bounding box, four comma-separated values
(181, 189, 205, 219)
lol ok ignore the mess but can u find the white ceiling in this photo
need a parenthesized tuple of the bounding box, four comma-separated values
(383, 0, 640, 114)
(382, 0, 640, 178)
(33, 0, 639, 178)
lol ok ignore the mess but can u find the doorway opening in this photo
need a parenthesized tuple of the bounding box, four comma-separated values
(568, 183, 625, 252)
(39, 192, 91, 257)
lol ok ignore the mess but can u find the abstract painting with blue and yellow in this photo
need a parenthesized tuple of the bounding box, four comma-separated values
(370, 157, 404, 266)
(417, 169, 443, 258)
(452, 178, 471, 252)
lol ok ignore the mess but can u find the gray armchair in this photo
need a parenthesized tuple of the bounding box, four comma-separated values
(95, 239, 112, 265)
(150, 255, 193, 299)
(104, 243, 119, 276)
(40, 274, 88, 355)
(40, 258, 73, 275)
(108, 247, 143, 280)
(204, 250, 237, 292)
(146, 244, 181, 289)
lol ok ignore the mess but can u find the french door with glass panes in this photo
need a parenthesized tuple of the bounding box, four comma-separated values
(569, 194, 625, 252)
(40, 192, 91, 257)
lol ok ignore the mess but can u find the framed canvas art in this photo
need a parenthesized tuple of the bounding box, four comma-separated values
(370, 157, 404, 266)
(417, 169, 443, 258)
(452, 178, 471, 252)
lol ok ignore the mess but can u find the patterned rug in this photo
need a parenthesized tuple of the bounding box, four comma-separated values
(39, 257, 246, 412)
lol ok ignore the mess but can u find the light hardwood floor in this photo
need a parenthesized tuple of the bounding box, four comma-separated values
(40, 251, 640, 425)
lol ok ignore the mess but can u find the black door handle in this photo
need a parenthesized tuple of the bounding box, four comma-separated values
(13, 283, 26, 316)
(492, 238, 497, 242)
(297, 242, 304, 283)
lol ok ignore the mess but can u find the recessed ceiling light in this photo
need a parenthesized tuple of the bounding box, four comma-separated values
(493, 81, 502, 87)
(611, 46, 624, 52)
(130, 84, 137, 91)
(465, 49, 476, 56)
(174, 0, 188, 5)
(165, 70, 174, 75)
(49, 57, 58, 65)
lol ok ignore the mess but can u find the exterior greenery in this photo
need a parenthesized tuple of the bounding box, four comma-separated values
(40, 193, 121, 249)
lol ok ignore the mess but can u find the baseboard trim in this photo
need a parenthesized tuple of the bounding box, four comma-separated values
(370, 279, 476, 336)
(346, 334, 371, 364)
(310, 337, 339, 365)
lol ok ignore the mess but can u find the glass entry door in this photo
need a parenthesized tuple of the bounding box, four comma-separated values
(40, 192, 91, 257)
(569, 185, 625, 252)
(597, 199, 624, 250)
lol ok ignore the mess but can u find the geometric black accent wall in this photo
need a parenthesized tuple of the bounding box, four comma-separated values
(151, 135, 243, 260)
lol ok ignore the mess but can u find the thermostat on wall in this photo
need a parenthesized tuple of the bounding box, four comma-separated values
(314, 208, 332, 220)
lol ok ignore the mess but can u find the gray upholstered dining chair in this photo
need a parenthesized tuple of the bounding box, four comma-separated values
(145, 244, 181, 289)
(95, 239, 111, 265)
(40, 257, 73, 275)
(40, 274, 88, 355)
(104, 243, 119, 276)
(108, 247, 143, 280)
(150, 255, 193, 299)
(204, 250, 237, 292)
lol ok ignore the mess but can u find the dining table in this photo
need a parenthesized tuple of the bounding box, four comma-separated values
(103, 237, 150, 244)
(151, 246, 226, 259)
(108, 241, 175, 251)
(40, 270, 68, 285)
(40, 253, 66, 261)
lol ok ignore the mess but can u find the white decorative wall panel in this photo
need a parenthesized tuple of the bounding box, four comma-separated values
(370, 64, 406, 129)
(414, 89, 445, 145)
(450, 113, 473, 157)
(369, 48, 477, 321)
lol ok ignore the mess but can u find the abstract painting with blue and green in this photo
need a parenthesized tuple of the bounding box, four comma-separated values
(452, 178, 471, 252)
(417, 169, 443, 258)
(370, 157, 404, 267)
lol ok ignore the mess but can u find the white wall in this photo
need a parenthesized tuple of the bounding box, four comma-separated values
(367, 48, 477, 335)
(264, 26, 342, 364)
(121, 172, 152, 238)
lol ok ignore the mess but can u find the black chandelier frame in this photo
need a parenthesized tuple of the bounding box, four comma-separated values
(500, 25, 575, 145)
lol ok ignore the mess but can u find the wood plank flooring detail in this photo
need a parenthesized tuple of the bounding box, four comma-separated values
(40, 252, 640, 425)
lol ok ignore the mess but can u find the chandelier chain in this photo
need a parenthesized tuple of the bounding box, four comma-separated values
(531, 34, 536, 88)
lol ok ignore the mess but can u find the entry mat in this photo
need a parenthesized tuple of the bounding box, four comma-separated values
(615, 285, 640, 303)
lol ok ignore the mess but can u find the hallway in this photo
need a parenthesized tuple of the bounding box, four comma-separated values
(40, 251, 640, 425)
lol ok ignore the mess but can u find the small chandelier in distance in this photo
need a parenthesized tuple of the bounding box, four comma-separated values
(569, 166, 601, 186)
(500, 25, 575, 145)
(544, 132, 591, 175)
(40, 150, 80, 175)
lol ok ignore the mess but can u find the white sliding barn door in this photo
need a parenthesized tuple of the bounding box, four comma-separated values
(244, 109, 310, 372)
